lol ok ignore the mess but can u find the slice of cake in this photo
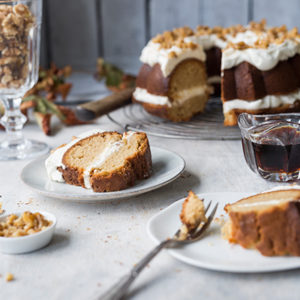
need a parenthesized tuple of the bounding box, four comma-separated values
(221, 25, 300, 126)
(45, 130, 152, 192)
(223, 189, 300, 256)
(178, 191, 207, 240)
(133, 27, 211, 122)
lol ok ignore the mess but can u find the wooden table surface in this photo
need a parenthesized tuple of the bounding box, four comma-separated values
(0, 75, 298, 300)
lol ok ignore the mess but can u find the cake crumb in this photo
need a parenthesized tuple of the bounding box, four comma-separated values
(6, 273, 14, 282)
(214, 216, 226, 226)
(86, 227, 91, 231)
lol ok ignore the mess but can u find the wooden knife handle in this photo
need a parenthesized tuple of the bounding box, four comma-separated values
(75, 87, 134, 121)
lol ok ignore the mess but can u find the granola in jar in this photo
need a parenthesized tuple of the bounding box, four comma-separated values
(0, 3, 35, 89)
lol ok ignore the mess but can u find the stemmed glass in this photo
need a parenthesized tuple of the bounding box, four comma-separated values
(0, 0, 48, 160)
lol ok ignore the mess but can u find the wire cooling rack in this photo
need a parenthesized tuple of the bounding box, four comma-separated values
(107, 98, 241, 140)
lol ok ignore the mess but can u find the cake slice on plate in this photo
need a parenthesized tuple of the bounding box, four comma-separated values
(223, 189, 300, 256)
(45, 130, 152, 192)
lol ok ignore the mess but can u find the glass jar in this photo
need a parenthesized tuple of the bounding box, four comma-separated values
(238, 113, 300, 182)
(0, 0, 48, 160)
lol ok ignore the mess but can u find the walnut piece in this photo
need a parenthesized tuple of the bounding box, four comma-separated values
(5, 273, 14, 282)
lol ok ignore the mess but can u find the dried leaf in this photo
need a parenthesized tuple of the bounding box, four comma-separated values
(34, 112, 52, 136)
(57, 105, 86, 125)
(55, 83, 72, 100)
(96, 57, 136, 92)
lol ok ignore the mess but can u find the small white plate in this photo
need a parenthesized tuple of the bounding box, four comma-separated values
(0, 211, 56, 254)
(21, 147, 185, 202)
(147, 192, 300, 273)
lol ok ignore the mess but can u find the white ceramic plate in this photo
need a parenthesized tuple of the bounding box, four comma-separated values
(21, 147, 185, 202)
(147, 192, 300, 273)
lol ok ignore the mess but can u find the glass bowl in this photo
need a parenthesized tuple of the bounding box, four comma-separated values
(238, 113, 300, 182)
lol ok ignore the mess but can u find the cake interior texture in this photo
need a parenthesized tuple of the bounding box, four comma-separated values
(166, 59, 210, 121)
(178, 191, 207, 240)
(223, 190, 300, 256)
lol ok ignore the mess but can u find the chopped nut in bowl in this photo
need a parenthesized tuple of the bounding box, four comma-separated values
(0, 210, 56, 254)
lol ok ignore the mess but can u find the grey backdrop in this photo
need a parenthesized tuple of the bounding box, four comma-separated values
(40, 0, 300, 74)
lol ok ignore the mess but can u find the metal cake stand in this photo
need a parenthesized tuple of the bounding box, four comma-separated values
(107, 98, 241, 140)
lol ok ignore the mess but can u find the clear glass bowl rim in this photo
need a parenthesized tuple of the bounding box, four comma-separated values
(238, 112, 300, 132)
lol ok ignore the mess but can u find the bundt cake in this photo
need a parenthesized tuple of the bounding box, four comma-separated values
(222, 24, 300, 126)
(178, 191, 207, 240)
(133, 27, 211, 122)
(45, 130, 152, 192)
(134, 21, 300, 126)
(223, 189, 300, 256)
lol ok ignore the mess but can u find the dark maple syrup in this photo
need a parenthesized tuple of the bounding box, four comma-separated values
(242, 125, 300, 175)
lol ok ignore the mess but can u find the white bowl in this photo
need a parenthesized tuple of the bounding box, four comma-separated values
(0, 211, 56, 254)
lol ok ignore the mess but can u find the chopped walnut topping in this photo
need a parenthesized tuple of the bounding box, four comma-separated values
(0, 211, 52, 237)
(226, 41, 250, 50)
(168, 51, 177, 58)
(225, 23, 300, 51)
(152, 26, 198, 50)
(195, 24, 247, 39)
(249, 19, 267, 32)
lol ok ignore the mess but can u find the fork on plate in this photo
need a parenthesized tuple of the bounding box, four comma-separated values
(98, 200, 218, 300)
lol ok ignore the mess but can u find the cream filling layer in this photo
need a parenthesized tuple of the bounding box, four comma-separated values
(223, 89, 300, 113)
(45, 129, 105, 183)
(83, 132, 135, 189)
(140, 41, 206, 77)
(233, 199, 290, 209)
(133, 86, 208, 107)
(207, 75, 221, 84)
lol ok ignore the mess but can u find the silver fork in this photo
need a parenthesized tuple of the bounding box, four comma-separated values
(97, 201, 218, 300)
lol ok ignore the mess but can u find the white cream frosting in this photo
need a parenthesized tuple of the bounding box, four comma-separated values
(228, 30, 262, 45)
(222, 38, 300, 71)
(223, 88, 300, 113)
(185, 34, 227, 50)
(140, 41, 206, 77)
(45, 129, 105, 183)
(133, 86, 208, 107)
